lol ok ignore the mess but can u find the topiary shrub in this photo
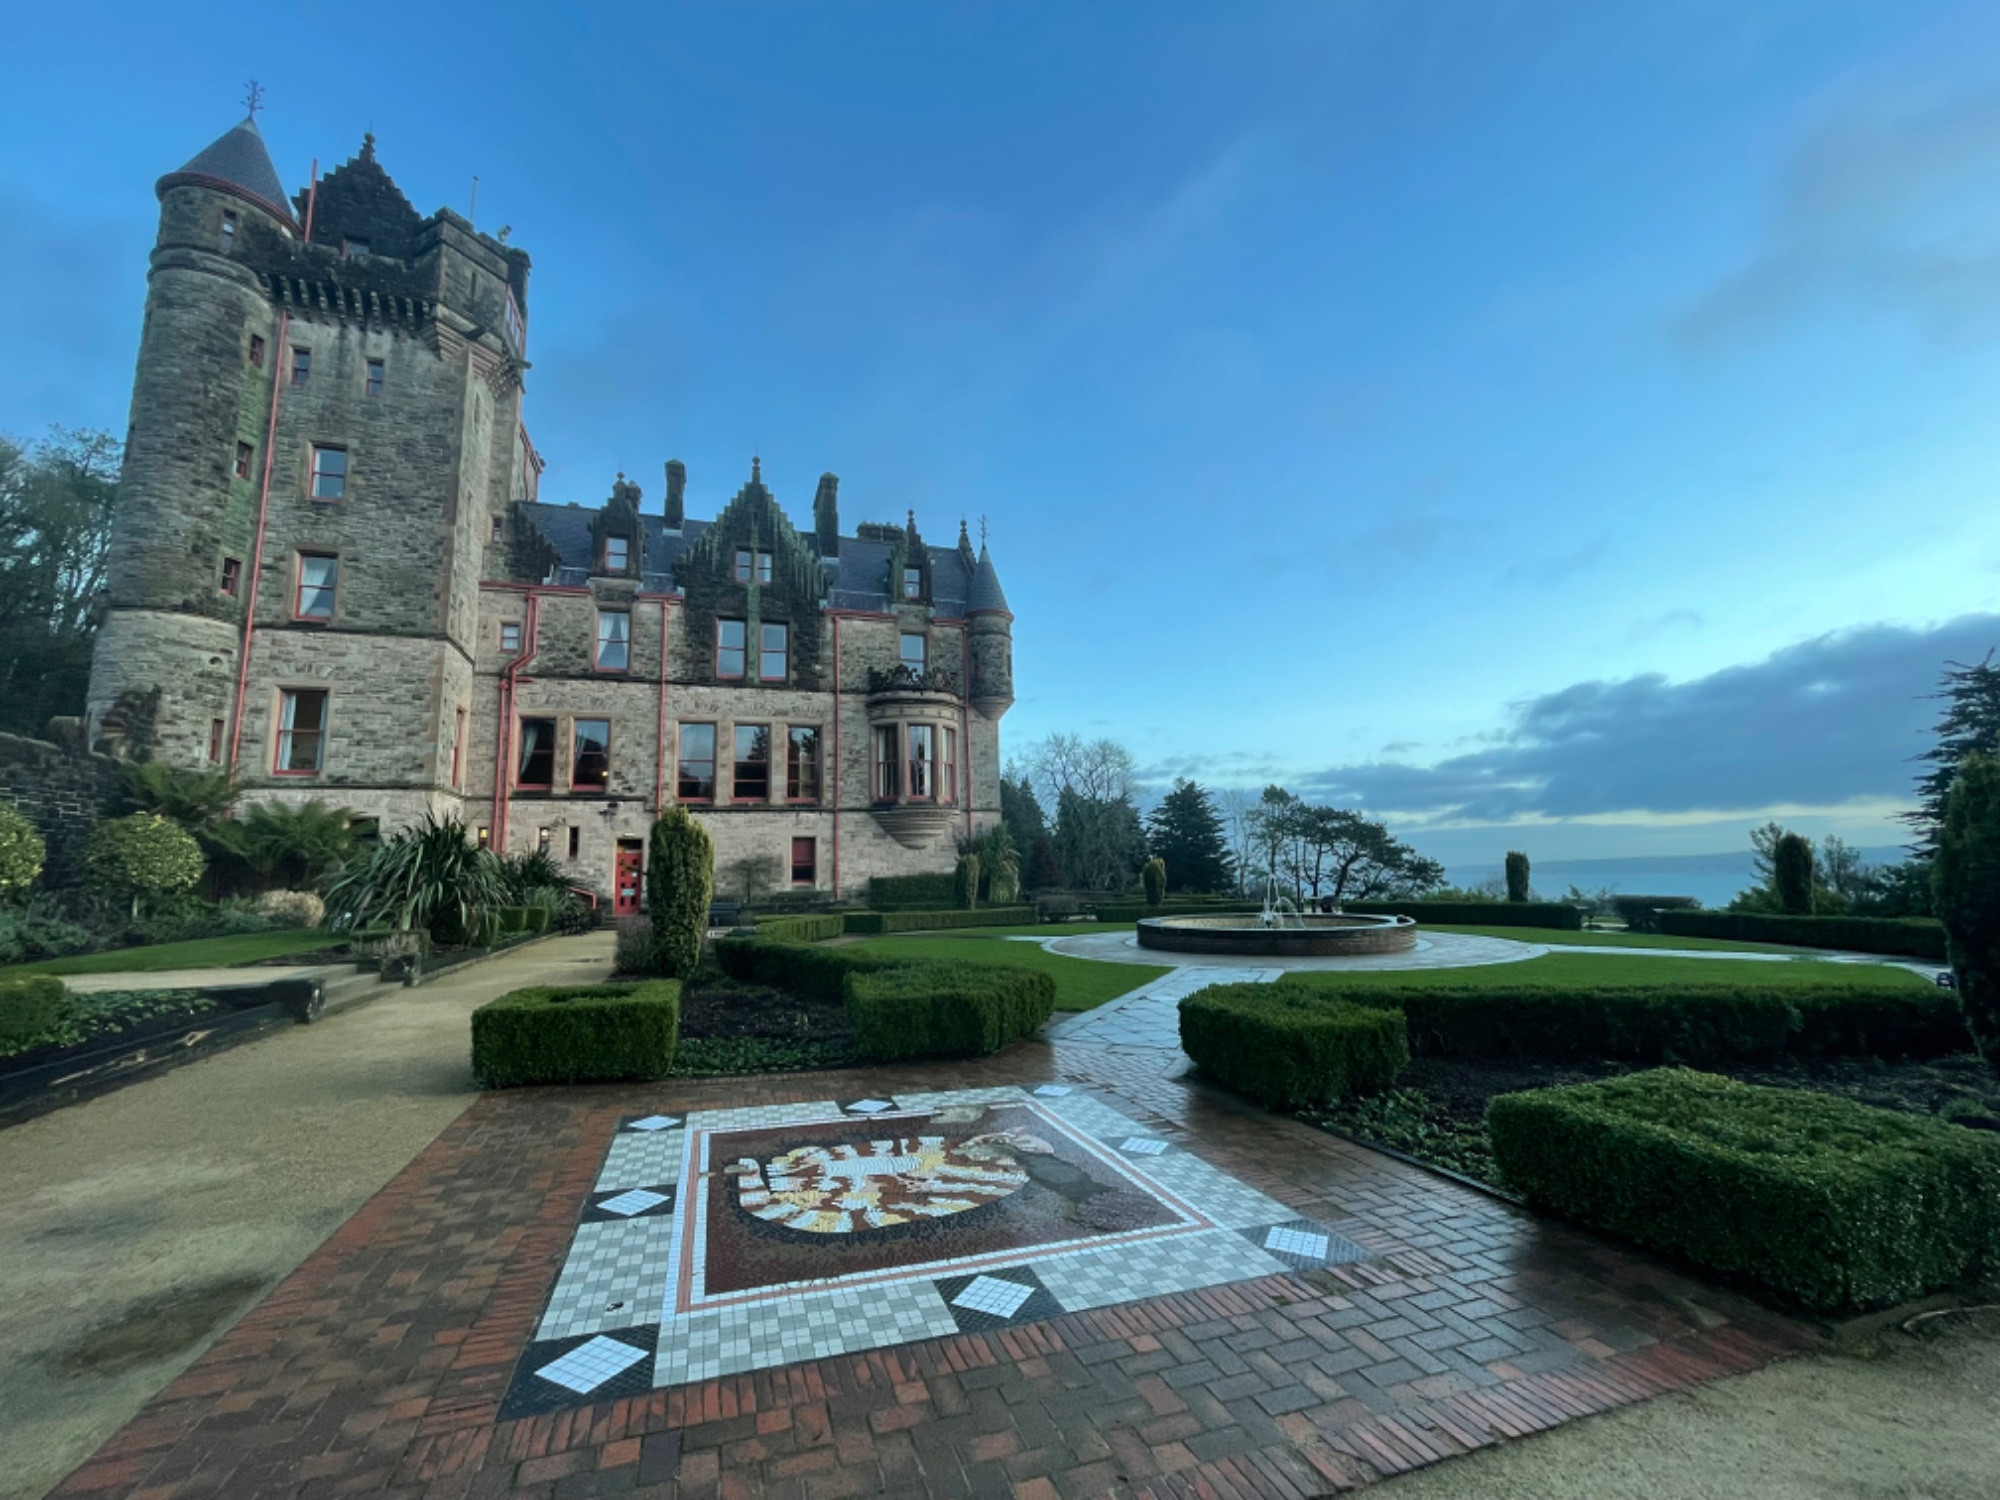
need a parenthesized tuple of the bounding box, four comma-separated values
(613, 917, 654, 975)
(754, 913, 843, 943)
(646, 808, 713, 977)
(471, 980, 681, 1087)
(0, 806, 46, 896)
(1179, 983, 1409, 1109)
(845, 961, 1055, 1061)
(255, 890, 325, 929)
(840, 906, 1036, 934)
(84, 813, 205, 918)
(1774, 832, 1815, 915)
(1142, 857, 1167, 907)
(1504, 851, 1531, 903)
(1935, 751, 2000, 1079)
(954, 853, 980, 909)
(1488, 1069, 2000, 1313)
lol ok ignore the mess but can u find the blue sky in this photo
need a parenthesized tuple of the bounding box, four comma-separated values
(4, 2, 1996, 865)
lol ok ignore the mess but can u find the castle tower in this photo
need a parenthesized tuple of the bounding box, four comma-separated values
(966, 542, 1014, 719)
(88, 116, 535, 830)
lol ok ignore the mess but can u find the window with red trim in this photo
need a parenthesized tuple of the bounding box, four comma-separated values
(759, 623, 787, 681)
(572, 719, 610, 791)
(791, 837, 817, 886)
(291, 347, 311, 386)
(906, 724, 935, 800)
(294, 554, 337, 621)
(234, 441, 253, 480)
(516, 717, 556, 788)
(208, 718, 224, 763)
(365, 358, 384, 397)
(715, 619, 746, 678)
(595, 611, 630, 671)
(677, 723, 716, 801)
(603, 536, 629, 571)
(786, 727, 820, 801)
(873, 725, 900, 801)
(499, 621, 521, 654)
(942, 726, 958, 804)
(733, 725, 770, 802)
(309, 445, 346, 500)
(219, 557, 241, 597)
(275, 689, 327, 774)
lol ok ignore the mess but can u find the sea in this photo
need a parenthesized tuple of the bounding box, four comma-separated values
(1440, 848, 1909, 910)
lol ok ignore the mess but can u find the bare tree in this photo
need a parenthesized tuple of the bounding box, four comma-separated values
(1019, 733, 1136, 810)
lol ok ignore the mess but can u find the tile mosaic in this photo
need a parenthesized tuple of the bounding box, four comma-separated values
(537, 1334, 648, 1393)
(625, 1114, 678, 1131)
(1120, 1135, 1169, 1155)
(1032, 1083, 1072, 1096)
(951, 1273, 1035, 1317)
(596, 1187, 669, 1218)
(499, 1323, 662, 1421)
(843, 1097, 897, 1113)
(536, 1217, 679, 1341)
(936, 1266, 1065, 1333)
(1245, 1218, 1369, 1270)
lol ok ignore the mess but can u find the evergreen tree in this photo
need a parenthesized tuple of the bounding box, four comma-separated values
(1053, 787, 1147, 892)
(647, 807, 714, 977)
(1141, 856, 1167, 906)
(1504, 850, 1531, 903)
(999, 774, 1047, 856)
(1144, 779, 1234, 893)
(1909, 652, 2000, 855)
(1773, 832, 1815, 915)
(1025, 834, 1063, 891)
(1933, 752, 2000, 1079)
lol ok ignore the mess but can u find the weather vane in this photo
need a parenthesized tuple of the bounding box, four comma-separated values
(243, 80, 265, 120)
(979, 514, 989, 546)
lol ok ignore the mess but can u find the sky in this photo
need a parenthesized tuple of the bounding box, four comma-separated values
(2, 1, 1996, 867)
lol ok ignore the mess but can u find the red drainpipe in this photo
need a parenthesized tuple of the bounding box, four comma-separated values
(831, 614, 842, 899)
(492, 591, 539, 852)
(227, 163, 317, 769)
(959, 620, 972, 841)
(653, 598, 673, 812)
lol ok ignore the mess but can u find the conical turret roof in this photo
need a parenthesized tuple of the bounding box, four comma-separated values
(158, 116, 293, 223)
(968, 545, 1010, 614)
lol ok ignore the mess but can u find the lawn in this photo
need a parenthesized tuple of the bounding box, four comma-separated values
(842, 932, 1169, 1011)
(0, 929, 341, 979)
(1426, 923, 1810, 953)
(1286, 951, 1935, 993)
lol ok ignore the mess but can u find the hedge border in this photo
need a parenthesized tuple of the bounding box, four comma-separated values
(470, 980, 681, 1087)
(1344, 899, 1584, 930)
(1179, 983, 1408, 1109)
(1657, 911, 1947, 961)
(841, 906, 1037, 935)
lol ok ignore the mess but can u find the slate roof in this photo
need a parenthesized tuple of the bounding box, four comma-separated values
(519, 501, 994, 616)
(158, 117, 293, 221)
(968, 547, 1010, 614)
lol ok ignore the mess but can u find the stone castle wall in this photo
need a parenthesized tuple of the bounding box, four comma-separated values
(0, 733, 124, 887)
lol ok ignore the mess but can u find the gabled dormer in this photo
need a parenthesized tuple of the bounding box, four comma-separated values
(890, 510, 930, 606)
(589, 473, 644, 578)
(295, 134, 423, 262)
(676, 458, 828, 689)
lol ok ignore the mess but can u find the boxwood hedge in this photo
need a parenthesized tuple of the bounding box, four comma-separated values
(1178, 983, 1409, 1109)
(840, 906, 1037, 935)
(471, 980, 681, 1087)
(754, 913, 845, 943)
(1275, 974, 1970, 1064)
(1343, 899, 1585, 930)
(867, 873, 960, 910)
(1656, 911, 1947, 961)
(1488, 1069, 2000, 1312)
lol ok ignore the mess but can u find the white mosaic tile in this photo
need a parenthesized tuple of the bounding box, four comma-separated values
(1036, 1228, 1286, 1314)
(952, 1276, 1035, 1318)
(1032, 1084, 1072, 1097)
(1265, 1226, 1330, 1260)
(538, 1218, 678, 1342)
(627, 1114, 679, 1132)
(596, 1130, 686, 1192)
(598, 1188, 669, 1218)
(536, 1335, 648, 1394)
(1120, 1137, 1169, 1156)
(846, 1098, 896, 1113)
(654, 1277, 960, 1386)
(1133, 1150, 1292, 1229)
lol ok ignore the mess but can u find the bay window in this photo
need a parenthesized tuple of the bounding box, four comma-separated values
(942, 726, 958, 804)
(873, 725, 900, 801)
(906, 724, 935, 800)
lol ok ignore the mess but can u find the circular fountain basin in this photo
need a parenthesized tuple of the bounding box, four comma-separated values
(1135, 911, 1418, 957)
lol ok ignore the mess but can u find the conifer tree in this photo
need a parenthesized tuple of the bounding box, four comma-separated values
(1143, 779, 1234, 894)
(1773, 832, 1815, 915)
(647, 807, 713, 977)
(1504, 851, 1531, 903)
(1934, 752, 2000, 1079)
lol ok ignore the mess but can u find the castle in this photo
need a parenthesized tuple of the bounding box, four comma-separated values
(85, 114, 1015, 909)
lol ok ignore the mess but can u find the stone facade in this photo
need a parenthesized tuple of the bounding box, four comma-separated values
(0, 733, 124, 887)
(87, 116, 1015, 905)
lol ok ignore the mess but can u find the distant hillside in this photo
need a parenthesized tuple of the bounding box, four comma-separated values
(1442, 848, 1907, 909)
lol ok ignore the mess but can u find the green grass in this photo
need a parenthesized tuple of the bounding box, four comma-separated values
(850, 920, 1139, 939)
(0, 929, 340, 980)
(1425, 923, 1810, 953)
(842, 933, 1169, 1011)
(1292, 951, 1934, 993)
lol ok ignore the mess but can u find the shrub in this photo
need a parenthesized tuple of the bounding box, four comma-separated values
(84, 813, 205, 917)
(1142, 857, 1167, 907)
(0, 975, 69, 1050)
(1504, 851, 1530, 903)
(1343, 899, 1584, 930)
(840, 906, 1037, 934)
(237, 800, 359, 889)
(1934, 751, 2000, 1078)
(1610, 895, 1700, 933)
(255, 890, 325, 929)
(613, 916, 655, 975)
(845, 961, 1055, 1061)
(1179, 983, 1409, 1109)
(0, 805, 46, 895)
(0, 901, 98, 964)
(1280, 973, 1969, 1065)
(868, 873, 959, 910)
(755, 913, 843, 943)
(647, 807, 713, 978)
(954, 853, 980, 909)
(1655, 910, 1947, 960)
(471, 980, 681, 1087)
(323, 815, 505, 937)
(714, 936, 895, 1002)
(1488, 1069, 2000, 1312)
(1774, 832, 1815, 915)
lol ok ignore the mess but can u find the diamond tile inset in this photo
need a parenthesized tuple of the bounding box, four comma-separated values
(1033, 1084, 1072, 1096)
(1265, 1225, 1329, 1260)
(1120, 1136, 1168, 1156)
(950, 1275, 1035, 1319)
(597, 1188, 668, 1218)
(534, 1335, 647, 1394)
(845, 1098, 896, 1114)
(626, 1115, 678, 1132)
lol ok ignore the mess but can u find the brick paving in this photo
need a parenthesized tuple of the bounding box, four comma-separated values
(49, 1037, 1817, 1498)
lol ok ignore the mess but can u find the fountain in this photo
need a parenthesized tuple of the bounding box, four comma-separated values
(1136, 873, 1417, 957)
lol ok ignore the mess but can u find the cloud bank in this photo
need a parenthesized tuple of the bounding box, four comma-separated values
(1295, 615, 1999, 825)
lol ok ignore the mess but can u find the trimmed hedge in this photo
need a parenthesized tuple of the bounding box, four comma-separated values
(714, 937, 1053, 1060)
(841, 906, 1037, 934)
(471, 981, 681, 1087)
(868, 873, 960, 910)
(1610, 895, 1700, 933)
(1179, 983, 1409, 1109)
(1280, 975, 1970, 1064)
(1488, 1069, 2000, 1312)
(494, 906, 551, 937)
(1092, 897, 1246, 922)
(1656, 910, 1947, 960)
(0, 975, 68, 1049)
(1344, 899, 1584, 930)
(846, 961, 1056, 1062)
(755, 913, 844, 943)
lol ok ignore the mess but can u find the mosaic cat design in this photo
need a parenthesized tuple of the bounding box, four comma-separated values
(730, 1130, 1050, 1234)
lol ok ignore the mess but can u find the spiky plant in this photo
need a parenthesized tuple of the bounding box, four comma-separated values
(323, 815, 505, 937)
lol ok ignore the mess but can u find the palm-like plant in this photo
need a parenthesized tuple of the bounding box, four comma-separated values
(239, 801, 359, 889)
(117, 762, 239, 831)
(499, 847, 585, 922)
(324, 815, 505, 936)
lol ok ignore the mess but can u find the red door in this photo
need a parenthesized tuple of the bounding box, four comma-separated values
(614, 841, 644, 916)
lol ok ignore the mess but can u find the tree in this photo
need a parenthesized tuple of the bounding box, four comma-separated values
(0, 804, 45, 895)
(0, 429, 120, 738)
(1773, 832, 1815, 915)
(1018, 734, 1135, 810)
(954, 853, 980, 909)
(1141, 856, 1166, 906)
(1932, 752, 2000, 1079)
(1052, 787, 1147, 892)
(1144, 780, 1233, 893)
(647, 807, 713, 977)
(1909, 652, 2000, 855)
(1216, 787, 1262, 895)
(1504, 851, 1531, 903)
(85, 812, 204, 917)
(998, 774, 1046, 858)
(962, 824, 1019, 903)
(237, 801, 360, 889)
(1024, 834, 1063, 891)
(1251, 789, 1444, 904)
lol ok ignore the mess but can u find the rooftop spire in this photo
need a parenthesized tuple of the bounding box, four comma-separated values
(158, 113, 294, 224)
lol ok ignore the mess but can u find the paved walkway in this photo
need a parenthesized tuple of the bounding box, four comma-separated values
(58, 965, 339, 995)
(1042, 930, 1548, 971)
(47, 1018, 1814, 1498)
(0, 932, 618, 1500)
